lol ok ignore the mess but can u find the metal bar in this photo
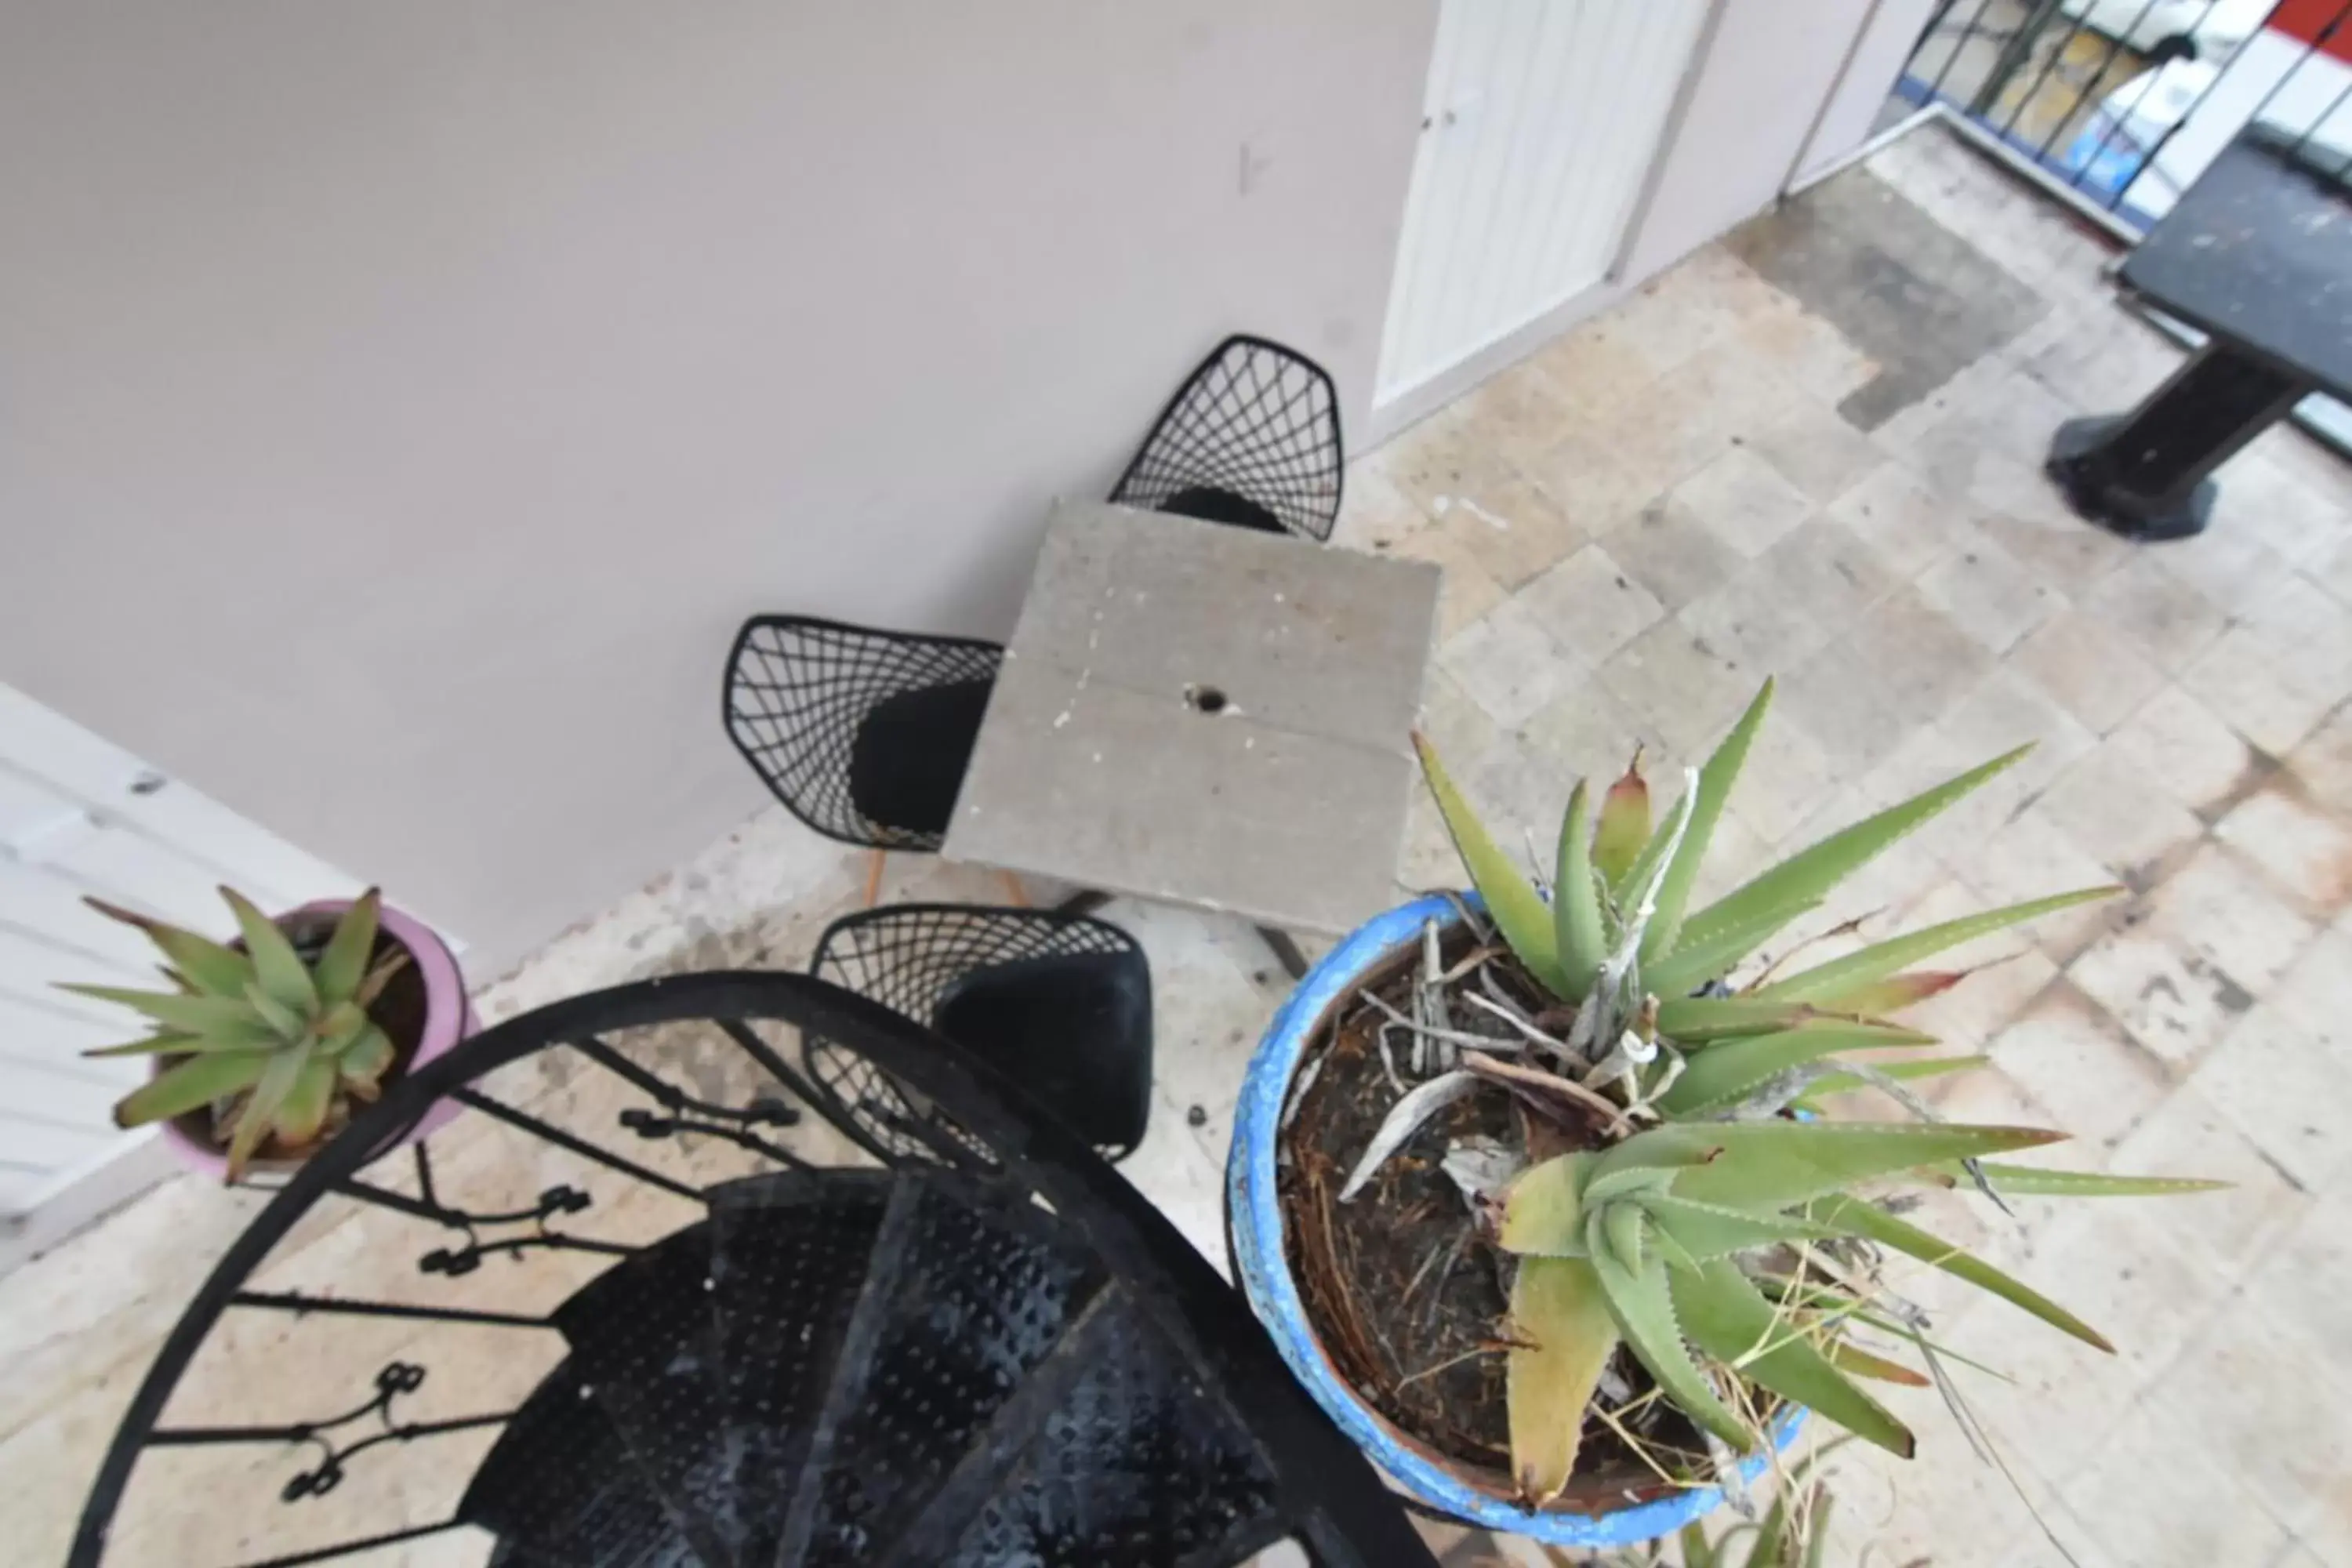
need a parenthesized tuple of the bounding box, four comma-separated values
(1995, 5, 2102, 141)
(147, 1411, 510, 1448)
(1974, 0, 2069, 115)
(570, 1031, 803, 1127)
(227, 1290, 554, 1330)
(448, 1087, 702, 1201)
(1926, 0, 2005, 103)
(2129, 1, 2320, 205)
(2037, 0, 2180, 164)
(222, 1520, 466, 1568)
(2288, 72, 2352, 156)
(1928, 101, 2149, 240)
(1255, 926, 1311, 982)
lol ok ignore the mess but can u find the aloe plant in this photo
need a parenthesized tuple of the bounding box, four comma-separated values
(1397, 679, 2220, 1506)
(66, 888, 408, 1179)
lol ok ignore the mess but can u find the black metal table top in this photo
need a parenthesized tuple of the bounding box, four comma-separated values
(2119, 127, 2352, 397)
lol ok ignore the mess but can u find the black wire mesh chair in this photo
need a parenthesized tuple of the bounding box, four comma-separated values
(70, 971, 1436, 1568)
(1109, 334, 1345, 542)
(724, 615, 1004, 855)
(804, 903, 1152, 1164)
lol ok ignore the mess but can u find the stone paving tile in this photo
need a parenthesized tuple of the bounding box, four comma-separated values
(15, 121, 2352, 1568)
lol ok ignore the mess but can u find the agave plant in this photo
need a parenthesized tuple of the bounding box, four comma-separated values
(1397, 679, 2219, 1504)
(66, 888, 409, 1178)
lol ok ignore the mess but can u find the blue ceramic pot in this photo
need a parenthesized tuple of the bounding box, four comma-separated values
(1226, 892, 1802, 1549)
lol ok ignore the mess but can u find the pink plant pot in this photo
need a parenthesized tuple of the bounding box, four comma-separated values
(156, 898, 476, 1180)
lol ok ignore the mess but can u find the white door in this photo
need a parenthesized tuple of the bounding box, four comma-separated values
(0, 682, 365, 1264)
(1374, 0, 1718, 407)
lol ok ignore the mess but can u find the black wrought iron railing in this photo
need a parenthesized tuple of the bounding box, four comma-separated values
(69, 971, 1436, 1568)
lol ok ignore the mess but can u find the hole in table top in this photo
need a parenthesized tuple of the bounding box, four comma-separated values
(1184, 684, 1229, 715)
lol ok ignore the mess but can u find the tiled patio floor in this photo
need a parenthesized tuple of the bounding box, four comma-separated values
(7, 122, 2349, 1567)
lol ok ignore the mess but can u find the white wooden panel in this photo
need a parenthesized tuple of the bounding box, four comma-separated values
(1375, 0, 1716, 403)
(0, 681, 365, 1250)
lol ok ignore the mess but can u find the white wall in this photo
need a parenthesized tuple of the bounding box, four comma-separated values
(1796, 0, 1937, 183)
(0, 1, 1436, 974)
(1628, 0, 1895, 278)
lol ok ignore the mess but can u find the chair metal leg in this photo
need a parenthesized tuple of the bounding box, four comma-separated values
(1256, 925, 1309, 981)
(1055, 888, 1113, 916)
(864, 849, 886, 908)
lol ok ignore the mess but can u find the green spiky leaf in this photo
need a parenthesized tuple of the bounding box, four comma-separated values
(1822, 1338, 1931, 1387)
(1593, 760, 1650, 891)
(312, 889, 382, 1007)
(1603, 1201, 1648, 1276)
(1553, 781, 1606, 1001)
(1657, 1021, 1940, 1116)
(84, 1031, 220, 1058)
(1678, 1520, 1719, 1568)
(1655, 996, 1825, 1043)
(339, 1025, 397, 1096)
(1508, 1256, 1621, 1505)
(1756, 888, 2121, 1004)
(111, 1049, 274, 1127)
(1809, 1195, 2111, 1350)
(1639, 1193, 1841, 1263)
(1671, 1255, 1915, 1457)
(1646, 898, 1823, 1002)
(1497, 1152, 1593, 1256)
(273, 1056, 339, 1147)
(1602, 1120, 2063, 1212)
(82, 898, 252, 997)
(1414, 734, 1567, 995)
(1798, 1053, 1989, 1100)
(1674, 746, 2032, 970)
(226, 1047, 307, 1180)
(1591, 1246, 1751, 1450)
(1645, 681, 1773, 960)
(1962, 1163, 2230, 1198)
(221, 888, 318, 1019)
(1799, 971, 1966, 1018)
(241, 979, 308, 1043)
(57, 985, 281, 1047)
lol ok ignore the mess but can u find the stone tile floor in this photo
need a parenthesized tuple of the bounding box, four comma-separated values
(6, 123, 2349, 1567)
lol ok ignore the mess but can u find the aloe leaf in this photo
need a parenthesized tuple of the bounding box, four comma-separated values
(221, 888, 318, 1018)
(84, 1032, 213, 1058)
(272, 1056, 338, 1146)
(1656, 996, 1824, 1043)
(241, 980, 307, 1043)
(1642, 1121, 2064, 1211)
(1646, 898, 1824, 1001)
(1553, 781, 1605, 1002)
(1757, 888, 2121, 1004)
(1802, 971, 1966, 1018)
(1639, 1193, 1841, 1263)
(1508, 1256, 1621, 1504)
(57, 985, 280, 1045)
(356, 948, 412, 1007)
(1965, 1163, 2229, 1198)
(1675, 746, 2032, 965)
(1603, 1203, 1649, 1276)
(1658, 1021, 1940, 1116)
(82, 898, 253, 997)
(339, 1025, 397, 1095)
(1591, 1247, 1752, 1450)
(1809, 1194, 2111, 1350)
(226, 1047, 307, 1180)
(1798, 1053, 1989, 1099)
(1678, 1520, 1718, 1568)
(1581, 1163, 1681, 1207)
(1594, 759, 1651, 891)
(1671, 1256, 1915, 1457)
(1645, 681, 1773, 960)
(1823, 1338, 1931, 1388)
(1498, 1152, 1594, 1256)
(1414, 734, 1567, 994)
(312, 889, 382, 1007)
(112, 1049, 273, 1127)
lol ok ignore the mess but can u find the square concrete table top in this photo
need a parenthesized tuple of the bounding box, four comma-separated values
(946, 500, 1443, 936)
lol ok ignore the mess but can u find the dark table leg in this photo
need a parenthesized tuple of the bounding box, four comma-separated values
(2046, 339, 2310, 541)
(1255, 925, 1310, 982)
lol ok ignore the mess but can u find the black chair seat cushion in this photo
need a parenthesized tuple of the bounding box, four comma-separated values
(1160, 485, 1288, 536)
(932, 951, 1152, 1152)
(846, 677, 995, 838)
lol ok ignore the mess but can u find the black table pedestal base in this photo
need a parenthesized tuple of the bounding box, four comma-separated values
(2045, 340, 2309, 542)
